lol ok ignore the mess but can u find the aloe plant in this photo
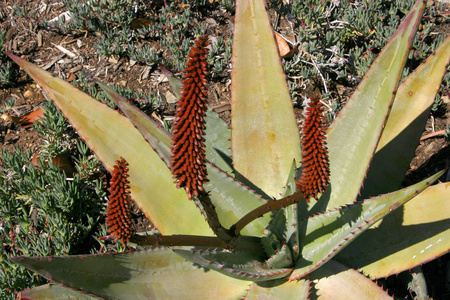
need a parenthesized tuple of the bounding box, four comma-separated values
(7, 0, 450, 298)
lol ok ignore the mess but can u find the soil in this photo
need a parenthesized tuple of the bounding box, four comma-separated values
(0, 0, 449, 299)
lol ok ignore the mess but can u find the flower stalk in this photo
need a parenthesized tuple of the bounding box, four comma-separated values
(106, 157, 135, 244)
(170, 35, 210, 200)
(297, 96, 330, 200)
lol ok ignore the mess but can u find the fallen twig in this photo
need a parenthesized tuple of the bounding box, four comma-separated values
(420, 130, 446, 141)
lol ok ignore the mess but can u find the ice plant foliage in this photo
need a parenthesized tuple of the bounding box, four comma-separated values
(106, 157, 134, 244)
(170, 35, 210, 200)
(297, 96, 330, 200)
(7, 0, 450, 298)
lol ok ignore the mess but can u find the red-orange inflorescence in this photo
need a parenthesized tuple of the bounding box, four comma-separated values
(106, 157, 135, 245)
(296, 96, 330, 200)
(170, 35, 210, 199)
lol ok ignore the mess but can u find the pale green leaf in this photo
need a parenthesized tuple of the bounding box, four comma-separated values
(231, 0, 302, 198)
(325, 0, 424, 208)
(245, 279, 310, 300)
(289, 171, 442, 279)
(18, 284, 99, 300)
(360, 36, 450, 198)
(205, 164, 270, 236)
(336, 182, 450, 278)
(310, 260, 391, 300)
(12, 247, 249, 300)
(173, 247, 292, 282)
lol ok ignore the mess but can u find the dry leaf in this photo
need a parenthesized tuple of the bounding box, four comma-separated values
(130, 18, 155, 30)
(18, 109, 44, 128)
(275, 32, 294, 58)
(32, 153, 75, 177)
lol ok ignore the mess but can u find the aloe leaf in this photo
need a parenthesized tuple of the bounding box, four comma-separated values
(231, 0, 302, 198)
(6, 53, 211, 236)
(336, 181, 450, 278)
(159, 64, 183, 98)
(98, 83, 173, 166)
(18, 284, 99, 300)
(360, 36, 450, 198)
(12, 247, 249, 299)
(203, 109, 233, 174)
(310, 260, 391, 300)
(173, 247, 293, 282)
(325, 0, 424, 209)
(245, 279, 310, 300)
(289, 171, 443, 280)
(205, 164, 270, 236)
(283, 160, 303, 261)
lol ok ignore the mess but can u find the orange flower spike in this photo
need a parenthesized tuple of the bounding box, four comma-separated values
(106, 157, 135, 245)
(170, 35, 210, 199)
(296, 96, 330, 200)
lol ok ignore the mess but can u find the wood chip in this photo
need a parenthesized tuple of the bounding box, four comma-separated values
(53, 43, 77, 58)
(41, 54, 64, 70)
(151, 112, 164, 125)
(212, 102, 231, 113)
(37, 31, 43, 47)
(48, 11, 72, 25)
(69, 65, 83, 73)
(140, 66, 151, 80)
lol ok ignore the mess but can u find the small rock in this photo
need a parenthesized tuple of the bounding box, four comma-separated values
(165, 90, 178, 104)
(23, 90, 33, 98)
(117, 80, 127, 86)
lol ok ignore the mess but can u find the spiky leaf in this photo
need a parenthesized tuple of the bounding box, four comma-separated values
(360, 36, 450, 198)
(173, 247, 292, 281)
(336, 181, 450, 278)
(310, 260, 391, 300)
(325, 0, 424, 209)
(231, 0, 301, 198)
(262, 160, 302, 265)
(17, 284, 99, 300)
(205, 164, 270, 236)
(289, 171, 443, 280)
(99, 83, 173, 166)
(245, 279, 310, 300)
(12, 247, 249, 299)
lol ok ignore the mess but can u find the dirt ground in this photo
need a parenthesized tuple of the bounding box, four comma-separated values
(0, 0, 449, 298)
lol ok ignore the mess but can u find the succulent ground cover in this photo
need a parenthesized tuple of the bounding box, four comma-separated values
(0, 0, 449, 299)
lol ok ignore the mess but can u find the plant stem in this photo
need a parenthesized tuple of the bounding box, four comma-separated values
(230, 191, 305, 236)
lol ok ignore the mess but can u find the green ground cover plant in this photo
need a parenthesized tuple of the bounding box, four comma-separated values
(0, 28, 15, 87)
(12, 1, 449, 104)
